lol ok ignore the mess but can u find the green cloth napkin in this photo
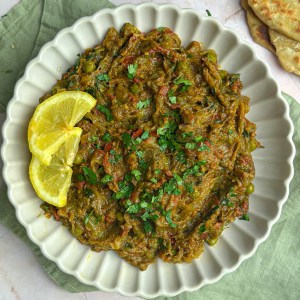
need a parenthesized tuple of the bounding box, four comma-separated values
(0, 1, 299, 299)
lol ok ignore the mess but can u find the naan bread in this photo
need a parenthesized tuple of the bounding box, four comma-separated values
(242, 0, 275, 53)
(248, 0, 300, 42)
(269, 29, 300, 76)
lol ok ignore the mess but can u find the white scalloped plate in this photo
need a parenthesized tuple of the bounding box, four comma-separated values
(1, 3, 295, 298)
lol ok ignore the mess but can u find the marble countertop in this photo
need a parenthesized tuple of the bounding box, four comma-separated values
(0, 1, 299, 299)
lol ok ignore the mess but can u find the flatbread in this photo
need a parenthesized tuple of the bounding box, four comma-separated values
(242, 0, 275, 53)
(248, 0, 300, 42)
(269, 29, 300, 76)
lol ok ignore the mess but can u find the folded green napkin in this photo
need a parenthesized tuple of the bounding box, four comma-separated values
(0, 1, 299, 299)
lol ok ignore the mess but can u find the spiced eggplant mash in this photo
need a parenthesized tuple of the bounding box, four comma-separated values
(41, 23, 259, 270)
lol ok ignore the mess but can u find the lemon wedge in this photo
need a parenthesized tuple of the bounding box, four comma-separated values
(28, 91, 96, 165)
(28, 91, 97, 207)
(29, 137, 74, 207)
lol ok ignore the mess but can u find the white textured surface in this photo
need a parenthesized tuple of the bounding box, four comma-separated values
(0, 0, 298, 299)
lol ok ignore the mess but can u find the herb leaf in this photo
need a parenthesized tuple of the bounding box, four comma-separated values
(194, 135, 204, 142)
(206, 9, 212, 16)
(76, 173, 85, 182)
(131, 169, 142, 181)
(169, 96, 177, 104)
(137, 98, 151, 109)
(157, 27, 166, 32)
(141, 130, 149, 140)
(198, 144, 210, 151)
(82, 167, 97, 185)
(185, 142, 196, 150)
(102, 132, 112, 142)
(143, 221, 154, 233)
(100, 174, 113, 184)
(221, 198, 234, 207)
(122, 132, 132, 147)
(174, 77, 192, 86)
(239, 214, 250, 221)
(96, 104, 113, 121)
(165, 210, 177, 228)
(173, 174, 183, 186)
(96, 73, 110, 82)
(199, 224, 206, 233)
(84, 210, 94, 224)
(127, 63, 138, 79)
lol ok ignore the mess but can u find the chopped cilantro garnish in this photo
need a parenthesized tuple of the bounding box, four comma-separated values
(84, 188, 93, 197)
(95, 215, 102, 224)
(96, 104, 113, 121)
(184, 183, 194, 193)
(221, 198, 234, 207)
(76, 173, 85, 182)
(140, 201, 149, 209)
(84, 210, 94, 225)
(176, 150, 187, 164)
(131, 169, 142, 181)
(198, 144, 210, 151)
(194, 135, 204, 142)
(122, 132, 132, 147)
(169, 96, 177, 104)
(141, 130, 149, 140)
(109, 151, 122, 164)
(143, 221, 154, 233)
(157, 127, 167, 135)
(154, 169, 161, 175)
(239, 214, 250, 221)
(229, 187, 237, 197)
(174, 77, 192, 86)
(89, 135, 98, 142)
(102, 132, 111, 142)
(182, 132, 193, 138)
(137, 98, 151, 109)
(96, 73, 110, 82)
(82, 167, 97, 185)
(126, 203, 140, 214)
(185, 142, 196, 150)
(182, 160, 206, 179)
(136, 150, 144, 159)
(150, 178, 158, 184)
(174, 77, 192, 91)
(165, 210, 177, 228)
(230, 74, 240, 84)
(100, 174, 113, 184)
(158, 136, 168, 151)
(114, 179, 134, 200)
(199, 224, 206, 233)
(173, 174, 183, 186)
(157, 27, 166, 32)
(228, 129, 234, 134)
(127, 63, 138, 79)
(164, 178, 181, 195)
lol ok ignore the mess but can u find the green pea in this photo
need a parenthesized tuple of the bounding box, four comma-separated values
(74, 153, 83, 165)
(219, 70, 228, 79)
(206, 237, 218, 246)
(176, 61, 188, 72)
(246, 183, 255, 194)
(83, 60, 96, 73)
(116, 211, 124, 222)
(249, 140, 258, 152)
(130, 83, 140, 94)
(206, 50, 217, 64)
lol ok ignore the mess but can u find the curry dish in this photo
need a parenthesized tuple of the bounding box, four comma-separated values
(41, 23, 259, 270)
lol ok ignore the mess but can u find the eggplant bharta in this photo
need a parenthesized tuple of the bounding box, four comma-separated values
(41, 23, 260, 270)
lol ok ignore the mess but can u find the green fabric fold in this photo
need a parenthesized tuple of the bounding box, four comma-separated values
(0, 0, 299, 298)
